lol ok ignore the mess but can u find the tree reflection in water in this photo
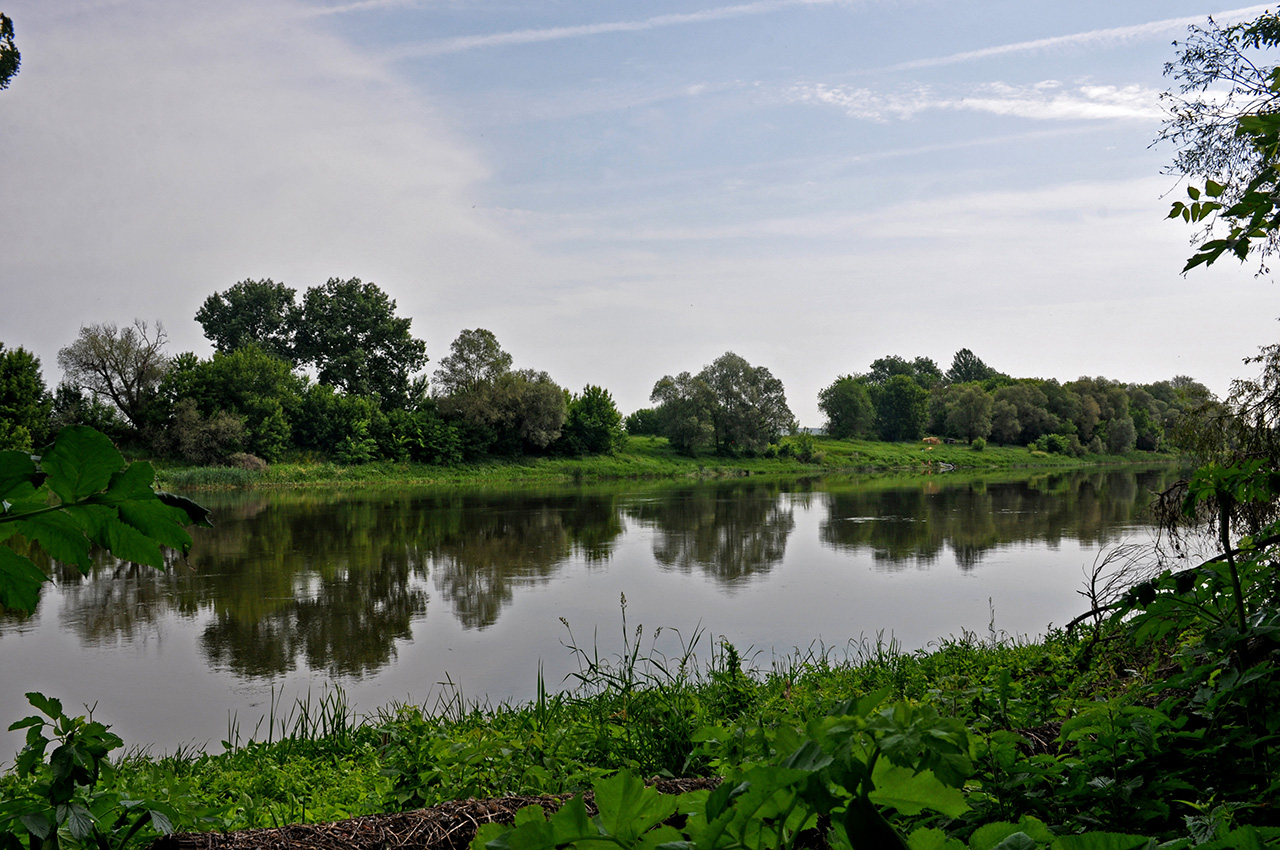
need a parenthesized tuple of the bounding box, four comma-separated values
(819, 468, 1178, 570)
(624, 481, 795, 586)
(11, 468, 1182, 682)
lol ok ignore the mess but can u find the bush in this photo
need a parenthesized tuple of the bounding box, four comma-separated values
(971, 437, 986, 451)
(624, 407, 662, 437)
(228, 452, 267, 471)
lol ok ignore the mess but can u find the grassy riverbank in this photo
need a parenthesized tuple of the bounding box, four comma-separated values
(3, 613, 1270, 848)
(155, 434, 1169, 490)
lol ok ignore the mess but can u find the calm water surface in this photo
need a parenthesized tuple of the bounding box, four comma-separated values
(0, 467, 1179, 754)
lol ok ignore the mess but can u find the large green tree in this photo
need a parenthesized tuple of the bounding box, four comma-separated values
(944, 384, 994, 444)
(649, 371, 715, 456)
(557, 385, 627, 456)
(699, 352, 794, 453)
(945, 349, 997, 384)
(432, 328, 513, 397)
(873, 374, 929, 441)
(56, 321, 169, 432)
(817, 375, 875, 439)
(293, 278, 428, 405)
(0, 343, 50, 451)
(195, 279, 299, 360)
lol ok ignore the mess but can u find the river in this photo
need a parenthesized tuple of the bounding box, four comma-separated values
(0, 466, 1181, 755)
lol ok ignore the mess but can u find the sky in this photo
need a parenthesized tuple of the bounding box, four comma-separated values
(2, 0, 1280, 426)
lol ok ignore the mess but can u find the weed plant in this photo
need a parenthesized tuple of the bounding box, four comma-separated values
(3, 603, 1276, 848)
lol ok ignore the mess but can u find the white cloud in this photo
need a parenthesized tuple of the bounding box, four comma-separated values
(884, 4, 1276, 71)
(0, 0, 560, 374)
(785, 81, 1164, 123)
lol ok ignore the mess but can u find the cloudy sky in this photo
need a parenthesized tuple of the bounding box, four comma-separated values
(2, 0, 1278, 425)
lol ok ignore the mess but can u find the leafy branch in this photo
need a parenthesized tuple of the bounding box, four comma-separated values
(0, 425, 211, 613)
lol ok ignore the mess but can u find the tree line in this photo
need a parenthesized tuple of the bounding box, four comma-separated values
(805, 350, 1215, 456)
(0, 279, 1211, 464)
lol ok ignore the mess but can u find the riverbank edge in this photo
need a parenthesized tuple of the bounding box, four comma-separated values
(153, 434, 1180, 490)
(4, 619, 1205, 848)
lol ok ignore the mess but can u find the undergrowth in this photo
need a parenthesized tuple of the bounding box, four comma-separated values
(5, 612, 1266, 848)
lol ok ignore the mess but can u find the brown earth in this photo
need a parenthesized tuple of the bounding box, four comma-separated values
(148, 777, 721, 850)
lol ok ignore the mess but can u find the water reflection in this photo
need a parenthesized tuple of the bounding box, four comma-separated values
(5, 467, 1182, 683)
(819, 469, 1172, 569)
(624, 481, 795, 586)
(427, 492, 625, 629)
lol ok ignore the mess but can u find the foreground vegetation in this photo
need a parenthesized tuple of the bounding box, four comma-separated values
(153, 434, 1163, 490)
(2, 578, 1276, 850)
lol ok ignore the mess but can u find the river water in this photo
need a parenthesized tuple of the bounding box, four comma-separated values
(0, 466, 1181, 755)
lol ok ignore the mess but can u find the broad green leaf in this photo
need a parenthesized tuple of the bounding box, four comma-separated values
(76, 505, 165, 568)
(98, 459, 157, 501)
(10, 510, 91, 569)
(513, 805, 547, 827)
(972, 820, 1054, 850)
(20, 811, 54, 840)
(157, 491, 214, 528)
(116, 498, 194, 553)
(59, 802, 95, 841)
(639, 826, 688, 850)
(906, 827, 963, 850)
(0, 547, 48, 612)
(1193, 826, 1272, 850)
(548, 795, 596, 845)
(0, 450, 42, 504)
(868, 761, 968, 818)
(40, 427, 124, 504)
(781, 739, 832, 772)
(593, 770, 677, 843)
(1051, 834, 1155, 850)
(473, 822, 511, 850)
(148, 808, 175, 835)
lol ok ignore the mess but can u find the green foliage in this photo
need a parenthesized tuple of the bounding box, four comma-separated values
(195, 279, 299, 360)
(160, 346, 304, 463)
(48, 384, 126, 443)
(0, 426, 210, 613)
(943, 384, 994, 445)
(946, 349, 999, 385)
(651, 353, 793, 457)
(0, 343, 51, 451)
(558, 386, 627, 456)
(819, 375, 875, 440)
(699, 352, 795, 454)
(623, 408, 662, 437)
(433, 329, 514, 397)
(0, 693, 186, 849)
(875, 375, 929, 442)
(0, 13, 19, 90)
(649, 372, 715, 456)
(293, 277, 428, 406)
(475, 694, 971, 850)
(1158, 10, 1280, 277)
(971, 437, 985, 452)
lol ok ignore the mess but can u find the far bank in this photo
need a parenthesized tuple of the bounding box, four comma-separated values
(154, 434, 1179, 490)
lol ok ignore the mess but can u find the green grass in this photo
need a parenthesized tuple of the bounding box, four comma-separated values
(155, 434, 1172, 490)
(5, 606, 1270, 847)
